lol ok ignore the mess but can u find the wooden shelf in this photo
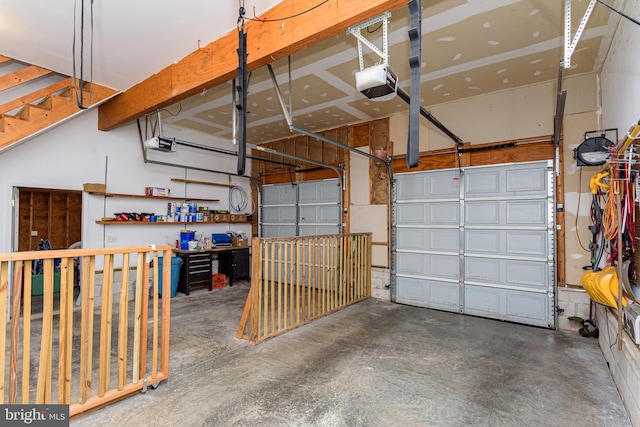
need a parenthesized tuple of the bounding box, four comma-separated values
(86, 191, 219, 202)
(96, 220, 250, 225)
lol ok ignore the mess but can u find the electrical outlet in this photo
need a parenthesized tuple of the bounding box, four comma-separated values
(106, 235, 118, 243)
(31, 230, 38, 236)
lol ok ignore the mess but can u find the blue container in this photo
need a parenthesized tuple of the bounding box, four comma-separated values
(158, 256, 183, 297)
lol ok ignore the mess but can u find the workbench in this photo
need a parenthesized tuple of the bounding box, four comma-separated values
(173, 246, 250, 295)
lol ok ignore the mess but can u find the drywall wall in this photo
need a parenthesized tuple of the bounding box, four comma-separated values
(0, 110, 253, 255)
(389, 73, 598, 150)
(600, 0, 640, 132)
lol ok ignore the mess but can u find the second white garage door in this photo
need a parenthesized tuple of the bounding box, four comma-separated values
(394, 161, 555, 328)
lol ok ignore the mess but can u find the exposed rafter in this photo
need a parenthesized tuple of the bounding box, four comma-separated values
(98, 0, 407, 131)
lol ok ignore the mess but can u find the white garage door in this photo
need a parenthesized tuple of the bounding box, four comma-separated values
(394, 161, 555, 328)
(260, 179, 342, 237)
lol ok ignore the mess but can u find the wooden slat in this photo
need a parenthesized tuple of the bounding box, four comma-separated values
(9, 261, 23, 403)
(132, 253, 145, 382)
(79, 256, 96, 403)
(151, 252, 159, 378)
(159, 248, 172, 377)
(98, 0, 407, 131)
(117, 253, 131, 390)
(22, 261, 32, 404)
(139, 261, 150, 380)
(99, 254, 114, 397)
(0, 55, 12, 64)
(36, 259, 54, 403)
(0, 65, 52, 91)
(0, 262, 8, 402)
(58, 258, 74, 403)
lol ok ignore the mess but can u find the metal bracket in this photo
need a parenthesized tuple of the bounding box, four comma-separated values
(346, 12, 391, 71)
(564, 0, 597, 68)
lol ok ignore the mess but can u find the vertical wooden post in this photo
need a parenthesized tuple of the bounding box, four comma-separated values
(36, 258, 54, 404)
(117, 253, 130, 390)
(132, 253, 144, 383)
(151, 251, 159, 378)
(99, 254, 114, 397)
(9, 261, 23, 404)
(160, 248, 172, 376)
(79, 256, 96, 402)
(284, 240, 289, 329)
(22, 261, 32, 404)
(0, 261, 9, 402)
(58, 257, 74, 403)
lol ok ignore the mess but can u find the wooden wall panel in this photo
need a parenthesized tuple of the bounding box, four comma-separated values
(321, 130, 338, 164)
(17, 188, 82, 251)
(352, 124, 370, 148)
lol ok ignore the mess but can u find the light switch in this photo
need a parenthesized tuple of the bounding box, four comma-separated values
(31, 230, 38, 236)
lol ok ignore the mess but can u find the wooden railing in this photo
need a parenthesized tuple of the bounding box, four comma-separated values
(0, 245, 172, 417)
(237, 233, 372, 344)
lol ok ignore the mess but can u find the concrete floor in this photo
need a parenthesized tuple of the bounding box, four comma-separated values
(71, 281, 631, 427)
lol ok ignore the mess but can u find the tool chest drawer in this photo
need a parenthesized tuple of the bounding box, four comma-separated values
(177, 252, 212, 295)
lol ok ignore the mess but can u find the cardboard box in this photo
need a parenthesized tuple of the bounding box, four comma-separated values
(212, 213, 230, 223)
(145, 187, 170, 197)
(230, 214, 248, 223)
(83, 183, 106, 193)
(231, 237, 247, 247)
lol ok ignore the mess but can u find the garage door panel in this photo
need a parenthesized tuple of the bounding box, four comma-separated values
(396, 277, 460, 311)
(397, 228, 459, 252)
(465, 200, 547, 226)
(506, 260, 550, 290)
(261, 180, 341, 239)
(262, 184, 297, 205)
(464, 285, 502, 316)
(505, 291, 550, 326)
(506, 230, 548, 258)
(262, 206, 296, 223)
(465, 170, 501, 197)
(465, 163, 549, 198)
(505, 165, 548, 195)
(299, 225, 340, 236)
(395, 161, 554, 328)
(299, 205, 340, 224)
(396, 253, 459, 279)
(465, 230, 500, 254)
(465, 229, 548, 258)
(299, 180, 340, 203)
(464, 285, 549, 327)
(396, 170, 459, 200)
(262, 225, 297, 238)
(465, 257, 549, 291)
(397, 202, 460, 225)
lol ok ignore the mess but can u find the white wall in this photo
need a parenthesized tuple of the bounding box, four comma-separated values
(0, 110, 253, 254)
(600, 0, 640, 132)
(597, 1, 640, 422)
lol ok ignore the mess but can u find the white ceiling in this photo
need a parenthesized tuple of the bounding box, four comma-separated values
(0, 0, 628, 145)
(0, 0, 281, 90)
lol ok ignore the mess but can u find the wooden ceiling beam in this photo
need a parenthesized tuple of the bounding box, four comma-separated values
(98, 0, 406, 131)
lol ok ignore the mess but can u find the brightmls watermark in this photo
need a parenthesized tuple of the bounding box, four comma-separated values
(1, 405, 68, 426)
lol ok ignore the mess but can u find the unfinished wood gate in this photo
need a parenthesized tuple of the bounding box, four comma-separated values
(0, 245, 172, 417)
(237, 233, 372, 344)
